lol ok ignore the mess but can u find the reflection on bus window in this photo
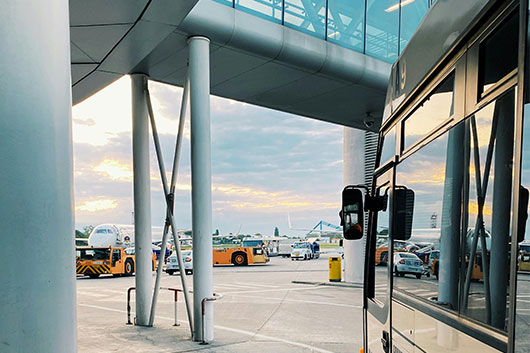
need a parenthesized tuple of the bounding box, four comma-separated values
(396, 128, 449, 297)
(464, 92, 515, 329)
(403, 72, 455, 150)
(394, 90, 515, 331)
(379, 127, 396, 166)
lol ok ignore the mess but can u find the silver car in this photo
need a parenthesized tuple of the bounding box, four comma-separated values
(166, 250, 193, 275)
(394, 252, 423, 279)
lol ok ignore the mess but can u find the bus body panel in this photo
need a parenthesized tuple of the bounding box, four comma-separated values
(412, 302, 500, 353)
(366, 307, 389, 353)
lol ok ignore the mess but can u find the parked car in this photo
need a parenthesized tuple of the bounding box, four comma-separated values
(166, 250, 193, 275)
(291, 241, 313, 260)
(394, 252, 423, 279)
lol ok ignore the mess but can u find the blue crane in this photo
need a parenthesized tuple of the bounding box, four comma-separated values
(308, 220, 341, 235)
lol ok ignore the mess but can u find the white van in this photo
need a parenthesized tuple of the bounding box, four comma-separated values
(278, 238, 297, 258)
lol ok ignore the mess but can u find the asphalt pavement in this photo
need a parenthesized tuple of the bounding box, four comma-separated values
(77, 252, 362, 353)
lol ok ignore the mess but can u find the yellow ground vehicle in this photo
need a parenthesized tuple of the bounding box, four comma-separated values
(76, 246, 155, 278)
(429, 250, 484, 281)
(375, 240, 408, 265)
(518, 253, 530, 272)
(213, 246, 269, 266)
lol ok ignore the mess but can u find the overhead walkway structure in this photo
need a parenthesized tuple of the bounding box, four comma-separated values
(1, 0, 432, 351)
(71, 0, 433, 130)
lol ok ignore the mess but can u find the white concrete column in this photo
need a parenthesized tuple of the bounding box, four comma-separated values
(131, 74, 153, 326)
(0, 1, 76, 352)
(343, 127, 365, 284)
(188, 36, 214, 342)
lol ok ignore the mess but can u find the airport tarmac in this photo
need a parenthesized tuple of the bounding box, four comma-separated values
(77, 251, 363, 353)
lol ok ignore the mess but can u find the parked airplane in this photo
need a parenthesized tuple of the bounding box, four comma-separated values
(87, 224, 190, 248)
(87, 224, 135, 248)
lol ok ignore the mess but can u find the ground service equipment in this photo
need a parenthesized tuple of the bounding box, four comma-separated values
(76, 246, 155, 278)
(212, 246, 269, 266)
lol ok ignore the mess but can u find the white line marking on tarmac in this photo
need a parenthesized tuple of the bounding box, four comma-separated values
(98, 289, 127, 295)
(212, 324, 336, 353)
(221, 285, 333, 295)
(407, 288, 431, 293)
(77, 291, 107, 297)
(79, 304, 127, 314)
(230, 293, 361, 308)
(79, 304, 336, 353)
(214, 283, 250, 289)
(233, 282, 279, 288)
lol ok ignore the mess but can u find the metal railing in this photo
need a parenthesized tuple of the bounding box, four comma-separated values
(200, 293, 224, 345)
(127, 287, 182, 327)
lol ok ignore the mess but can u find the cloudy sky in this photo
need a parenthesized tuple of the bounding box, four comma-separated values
(72, 76, 344, 238)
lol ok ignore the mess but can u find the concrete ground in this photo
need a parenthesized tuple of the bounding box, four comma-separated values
(77, 252, 363, 353)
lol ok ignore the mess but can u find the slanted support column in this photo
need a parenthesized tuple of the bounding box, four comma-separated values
(188, 36, 214, 342)
(343, 127, 365, 284)
(131, 74, 153, 326)
(0, 1, 76, 351)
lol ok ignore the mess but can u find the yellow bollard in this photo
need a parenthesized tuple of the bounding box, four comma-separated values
(329, 256, 341, 282)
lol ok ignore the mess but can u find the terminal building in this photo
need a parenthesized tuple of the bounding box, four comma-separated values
(1, 0, 433, 351)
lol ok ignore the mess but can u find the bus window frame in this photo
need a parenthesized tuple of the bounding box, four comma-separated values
(401, 68, 458, 154)
(377, 125, 398, 169)
(509, 0, 529, 350)
(465, 2, 519, 115)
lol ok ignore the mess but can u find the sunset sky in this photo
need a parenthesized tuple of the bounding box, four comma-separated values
(72, 76, 344, 238)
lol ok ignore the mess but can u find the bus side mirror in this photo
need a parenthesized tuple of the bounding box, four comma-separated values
(393, 187, 415, 241)
(518, 186, 529, 243)
(341, 186, 364, 240)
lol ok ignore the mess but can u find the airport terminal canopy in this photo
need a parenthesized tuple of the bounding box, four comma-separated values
(70, 0, 433, 131)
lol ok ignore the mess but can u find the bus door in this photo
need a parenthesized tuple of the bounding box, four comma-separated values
(365, 167, 393, 353)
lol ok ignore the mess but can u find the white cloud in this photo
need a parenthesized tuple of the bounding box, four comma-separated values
(76, 199, 118, 212)
(72, 77, 344, 235)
